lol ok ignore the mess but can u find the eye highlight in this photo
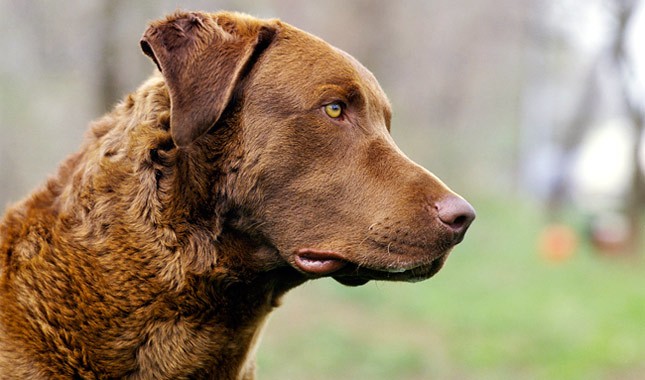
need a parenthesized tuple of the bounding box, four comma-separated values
(324, 102, 343, 119)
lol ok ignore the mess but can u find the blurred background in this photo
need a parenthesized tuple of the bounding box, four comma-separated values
(1, 0, 644, 378)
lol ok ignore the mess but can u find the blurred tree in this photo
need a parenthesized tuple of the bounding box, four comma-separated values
(612, 0, 645, 251)
(548, 0, 644, 253)
(547, 58, 602, 214)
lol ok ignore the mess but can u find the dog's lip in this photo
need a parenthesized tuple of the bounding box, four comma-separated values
(294, 248, 348, 275)
(294, 247, 448, 285)
(295, 247, 423, 276)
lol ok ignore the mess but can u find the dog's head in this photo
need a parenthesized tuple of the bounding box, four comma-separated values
(141, 11, 475, 286)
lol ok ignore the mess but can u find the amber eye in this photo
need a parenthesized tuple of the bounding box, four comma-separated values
(324, 102, 343, 119)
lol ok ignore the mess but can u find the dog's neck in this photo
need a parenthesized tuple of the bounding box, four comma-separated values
(138, 228, 305, 379)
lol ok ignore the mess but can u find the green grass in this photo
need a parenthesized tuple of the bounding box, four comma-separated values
(257, 196, 645, 379)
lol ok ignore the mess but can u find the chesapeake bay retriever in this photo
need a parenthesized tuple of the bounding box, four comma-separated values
(0, 11, 475, 379)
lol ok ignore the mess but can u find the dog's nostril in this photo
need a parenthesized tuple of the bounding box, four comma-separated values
(451, 214, 469, 229)
(435, 195, 476, 236)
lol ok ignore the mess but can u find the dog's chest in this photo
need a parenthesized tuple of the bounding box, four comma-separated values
(128, 312, 268, 379)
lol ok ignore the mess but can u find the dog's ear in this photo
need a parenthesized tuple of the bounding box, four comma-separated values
(140, 11, 276, 147)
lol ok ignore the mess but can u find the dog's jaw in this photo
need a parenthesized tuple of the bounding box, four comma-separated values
(290, 245, 451, 286)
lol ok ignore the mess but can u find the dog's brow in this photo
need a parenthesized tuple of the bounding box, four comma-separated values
(316, 83, 364, 105)
(345, 84, 364, 105)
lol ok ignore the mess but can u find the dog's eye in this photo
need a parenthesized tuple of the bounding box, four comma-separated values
(324, 102, 343, 119)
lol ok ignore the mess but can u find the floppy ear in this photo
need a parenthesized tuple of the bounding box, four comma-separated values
(140, 11, 276, 147)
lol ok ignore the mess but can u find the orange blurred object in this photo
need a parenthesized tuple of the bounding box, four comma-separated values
(538, 224, 578, 262)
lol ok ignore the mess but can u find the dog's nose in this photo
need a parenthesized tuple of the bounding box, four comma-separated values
(435, 195, 476, 242)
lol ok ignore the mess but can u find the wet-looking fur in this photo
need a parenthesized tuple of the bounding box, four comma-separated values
(0, 11, 474, 379)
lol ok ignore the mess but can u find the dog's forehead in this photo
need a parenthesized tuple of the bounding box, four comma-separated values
(256, 23, 390, 110)
(331, 46, 387, 99)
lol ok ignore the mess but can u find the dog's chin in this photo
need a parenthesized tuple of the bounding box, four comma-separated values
(331, 257, 447, 286)
(293, 248, 449, 287)
(332, 276, 371, 287)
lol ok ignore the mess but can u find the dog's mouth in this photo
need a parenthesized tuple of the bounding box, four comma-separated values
(294, 248, 448, 286)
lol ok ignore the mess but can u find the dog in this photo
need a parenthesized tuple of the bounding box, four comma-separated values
(0, 11, 475, 379)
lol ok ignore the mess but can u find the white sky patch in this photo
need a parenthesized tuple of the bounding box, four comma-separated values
(572, 119, 634, 202)
(548, 0, 611, 55)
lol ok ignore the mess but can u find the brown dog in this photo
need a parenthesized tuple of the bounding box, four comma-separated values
(0, 11, 475, 379)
